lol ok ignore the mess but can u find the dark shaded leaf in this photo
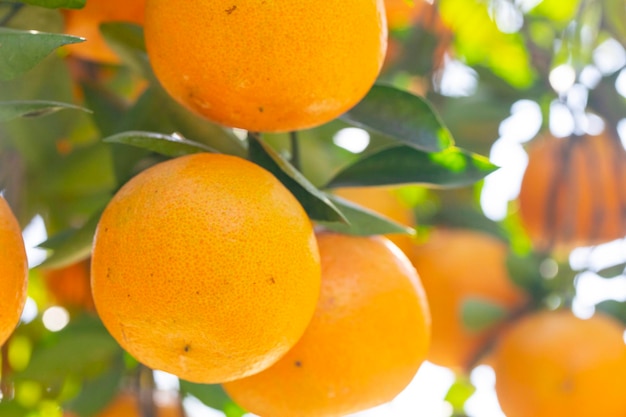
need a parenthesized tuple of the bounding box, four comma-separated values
(248, 135, 346, 223)
(340, 84, 454, 152)
(18, 316, 121, 382)
(461, 298, 507, 333)
(179, 381, 246, 417)
(104, 131, 217, 157)
(324, 145, 497, 188)
(0, 100, 90, 122)
(38, 206, 104, 269)
(595, 262, 626, 279)
(0, 28, 82, 80)
(596, 300, 626, 326)
(17, 0, 86, 8)
(65, 363, 124, 417)
(506, 252, 546, 298)
(317, 195, 415, 236)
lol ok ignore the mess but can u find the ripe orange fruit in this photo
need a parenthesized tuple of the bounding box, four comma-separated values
(223, 232, 430, 417)
(91, 153, 321, 383)
(144, 0, 387, 132)
(63, 0, 146, 63)
(408, 228, 527, 371)
(333, 186, 415, 255)
(64, 391, 182, 417)
(518, 132, 626, 254)
(41, 258, 94, 312)
(493, 310, 626, 417)
(0, 196, 28, 346)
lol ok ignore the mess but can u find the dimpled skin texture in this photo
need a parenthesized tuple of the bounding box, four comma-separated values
(91, 153, 321, 383)
(144, 0, 387, 132)
(519, 132, 626, 254)
(493, 310, 626, 417)
(333, 186, 415, 255)
(63, 0, 146, 63)
(0, 197, 28, 347)
(408, 229, 527, 371)
(224, 232, 431, 417)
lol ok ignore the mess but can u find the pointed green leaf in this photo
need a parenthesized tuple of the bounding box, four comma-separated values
(461, 298, 507, 333)
(0, 28, 83, 80)
(17, 0, 86, 8)
(104, 131, 217, 157)
(0, 100, 90, 122)
(317, 195, 415, 236)
(604, 0, 626, 43)
(248, 135, 346, 223)
(340, 84, 454, 152)
(38, 207, 104, 269)
(325, 145, 498, 188)
(596, 262, 626, 279)
(179, 381, 246, 417)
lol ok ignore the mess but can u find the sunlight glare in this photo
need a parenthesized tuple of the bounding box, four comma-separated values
(42, 306, 70, 332)
(593, 38, 626, 75)
(333, 128, 370, 153)
(465, 365, 505, 417)
(22, 215, 47, 268)
(549, 64, 576, 94)
(20, 298, 38, 325)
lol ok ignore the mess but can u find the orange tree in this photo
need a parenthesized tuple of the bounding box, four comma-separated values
(1, 0, 626, 416)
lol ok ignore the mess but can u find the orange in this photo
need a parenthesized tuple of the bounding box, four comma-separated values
(224, 232, 430, 417)
(41, 258, 95, 312)
(64, 391, 182, 417)
(518, 132, 626, 254)
(408, 228, 527, 371)
(0, 196, 28, 346)
(144, 0, 387, 132)
(493, 310, 626, 417)
(91, 153, 321, 383)
(63, 0, 146, 63)
(333, 186, 415, 255)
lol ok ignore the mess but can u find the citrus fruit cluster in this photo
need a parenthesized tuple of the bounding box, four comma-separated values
(89, 153, 431, 416)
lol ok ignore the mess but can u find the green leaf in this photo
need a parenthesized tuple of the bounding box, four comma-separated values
(461, 298, 507, 333)
(604, 0, 626, 43)
(104, 131, 217, 157)
(179, 381, 246, 417)
(0, 28, 83, 81)
(248, 135, 346, 223)
(340, 84, 453, 152)
(18, 316, 121, 382)
(16, 0, 86, 8)
(64, 363, 124, 417)
(324, 145, 498, 188)
(0, 100, 90, 122)
(317, 195, 415, 236)
(0, 401, 28, 417)
(38, 207, 104, 269)
(595, 300, 626, 326)
(444, 377, 476, 413)
(506, 252, 545, 297)
(595, 262, 626, 279)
